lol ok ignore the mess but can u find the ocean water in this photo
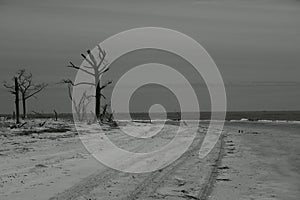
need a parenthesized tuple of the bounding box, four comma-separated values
(2, 111, 300, 123)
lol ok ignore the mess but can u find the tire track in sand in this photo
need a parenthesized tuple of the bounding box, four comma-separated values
(124, 131, 224, 200)
(49, 126, 224, 200)
(124, 131, 205, 200)
(48, 124, 184, 200)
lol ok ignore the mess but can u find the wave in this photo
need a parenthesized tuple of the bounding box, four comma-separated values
(229, 119, 300, 124)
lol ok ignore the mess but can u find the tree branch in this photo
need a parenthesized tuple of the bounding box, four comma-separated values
(61, 79, 95, 87)
(24, 83, 48, 100)
(82, 65, 94, 69)
(3, 82, 16, 94)
(87, 50, 97, 67)
(67, 62, 95, 76)
(100, 80, 112, 90)
(81, 53, 95, 68)
(96, 45, 107, 69)
(99, 65, 109, 75)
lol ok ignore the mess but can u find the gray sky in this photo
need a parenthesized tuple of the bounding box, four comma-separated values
(1, 0, 300, 113)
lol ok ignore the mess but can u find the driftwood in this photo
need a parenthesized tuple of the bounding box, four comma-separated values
(10, 122, 27, 129)
(39, 121, 47, 127)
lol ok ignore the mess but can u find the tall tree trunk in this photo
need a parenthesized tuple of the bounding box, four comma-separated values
(14, 77, 20, 124)
(95, 82, 101, 118)
(22, 94, 26, 119)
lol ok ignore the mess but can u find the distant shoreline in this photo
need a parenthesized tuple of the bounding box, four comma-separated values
(1, 111, 300, 121)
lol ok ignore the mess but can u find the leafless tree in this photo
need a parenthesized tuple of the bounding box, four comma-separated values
(64, 45, 112, 119)
(64, 81, 94, 121)
(17, 69, 47, 118)
(4, 69, 47, 119)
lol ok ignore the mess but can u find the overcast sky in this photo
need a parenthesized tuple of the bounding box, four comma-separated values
(0, 0, 300, 113)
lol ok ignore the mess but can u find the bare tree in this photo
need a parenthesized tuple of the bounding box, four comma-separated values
(64, 81, 93, 121)
(3, 77, 20, 123)
(16, 69, 47, 118)
(4, 69, 47, 119)
(65, 45, 112, 119)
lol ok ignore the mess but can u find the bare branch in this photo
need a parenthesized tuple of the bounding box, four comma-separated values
(100, 80, 112, 90)
(99, 66, 109, 75)
(67, 62, 95, 76)
(60, 79, 74, 85)
(97, 45, 106, 60)
(87, 50, 97, 66)
(96, 45, 107, 69)
(3, 81, 16, 94)
(61, 79, 94, 87)
(100, 93, 106, 99)
(82, 65, 94, 69)
(3, 82, 14, 89)
(81, 53, 95, 68)
(24, 83, 48, 100)
(73, 82, 95, 87)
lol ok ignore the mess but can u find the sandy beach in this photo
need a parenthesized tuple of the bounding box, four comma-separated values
(209, 122, 300, 200)
(0, 120, 299, 200)
(1, 0, 300, 199)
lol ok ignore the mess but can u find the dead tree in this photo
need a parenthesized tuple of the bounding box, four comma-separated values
(4, 70, 47, 119)
(3, 77, 20, 124)
(16, 69, 47, 118)
(65, 82, 93, 121)
(64, 45, 112, 119)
